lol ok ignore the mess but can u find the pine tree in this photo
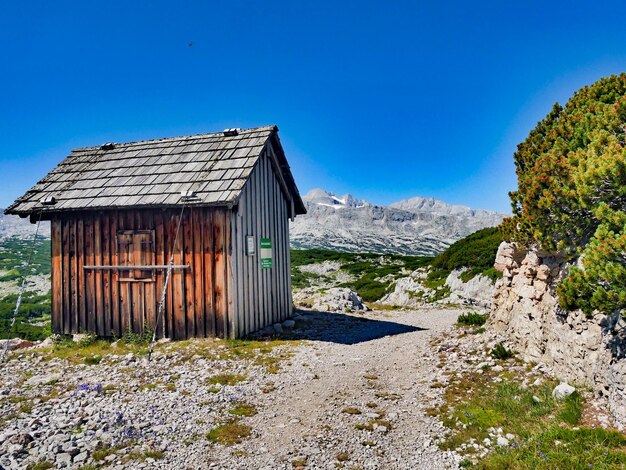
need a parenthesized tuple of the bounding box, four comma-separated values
(505, 74, 626, 316)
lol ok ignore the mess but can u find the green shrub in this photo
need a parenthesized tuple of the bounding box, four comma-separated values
(351, 277, 389, 302)
(491, 343, 514, 360)
(457, 312, 488, 327)
(431, 227, 503, 281)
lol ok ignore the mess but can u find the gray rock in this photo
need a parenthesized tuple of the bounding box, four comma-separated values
(282, 319, 296, 329)
(55, 452, 72, 466)
(25, 373, 62, 387)
(552, 383, 576, 400)
(496, 436, 509, 447)
(72, 333, 91, 343)
(8, 443, 24, 455)
(74, 451, 88, 463)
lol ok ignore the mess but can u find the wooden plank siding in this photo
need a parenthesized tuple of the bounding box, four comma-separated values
(230, 150, 293, 338)
(49, 148, 294, 339)
(50, 206, 232, 339)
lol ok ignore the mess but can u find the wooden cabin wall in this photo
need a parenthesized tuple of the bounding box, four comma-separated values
(50, 207, 231, 339)
(230, 151, 293, 337)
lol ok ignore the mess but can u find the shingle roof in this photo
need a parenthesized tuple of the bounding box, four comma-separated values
(5, 125, 306, 216)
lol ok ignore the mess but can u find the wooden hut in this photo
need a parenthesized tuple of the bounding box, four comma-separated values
(5, 125, 306, 339)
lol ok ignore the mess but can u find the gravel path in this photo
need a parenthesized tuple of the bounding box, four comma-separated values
(0, 308, 463, 470)
(214, 308, 463, 469)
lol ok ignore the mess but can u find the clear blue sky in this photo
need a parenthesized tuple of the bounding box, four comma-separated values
(2, 1, 626, 213)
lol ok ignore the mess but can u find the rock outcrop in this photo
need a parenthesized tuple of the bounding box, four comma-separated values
(293, 287, 367, 312)
(490, 241, 626, 427)
(445, 269, 494, 311)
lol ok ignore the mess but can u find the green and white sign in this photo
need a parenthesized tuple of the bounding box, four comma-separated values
(260, 238, 272, 269)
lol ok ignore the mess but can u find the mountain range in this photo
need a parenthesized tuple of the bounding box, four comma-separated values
(289, 189, 507, 256)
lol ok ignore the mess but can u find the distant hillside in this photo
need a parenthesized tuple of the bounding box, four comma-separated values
(289, 189, 506, 256)
(0, 210, 50, 241)
(290, 226, 503, 310)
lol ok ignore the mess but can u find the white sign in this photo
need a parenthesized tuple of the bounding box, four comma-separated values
(246, 236, 256, 256)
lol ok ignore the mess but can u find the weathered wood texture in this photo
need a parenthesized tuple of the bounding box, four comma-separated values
(50, 207, 231, 339)
(230, 149, 293, 337)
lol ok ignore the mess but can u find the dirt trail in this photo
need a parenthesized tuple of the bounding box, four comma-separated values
(232, 308, 462, 469)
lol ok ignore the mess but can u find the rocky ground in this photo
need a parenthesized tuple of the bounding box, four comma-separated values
(1, 308, 466, 470)
(2, 306, 611, 470)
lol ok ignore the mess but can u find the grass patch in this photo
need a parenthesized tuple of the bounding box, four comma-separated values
(37, 337, 148, 364)
(83, 355, 102, 365)
(207, 373, 247, 386)
(342, 407, 362, 415)
(479, 426, 626, 469)
(431, 354, 625, 468)
(122, 449, 165, 462)
(207, 421, 252, 446)
(558, 391, 583, 425)
(229, 403, 258, 417)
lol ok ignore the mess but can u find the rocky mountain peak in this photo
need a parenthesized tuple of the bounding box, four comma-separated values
(291, 189, 507, 256)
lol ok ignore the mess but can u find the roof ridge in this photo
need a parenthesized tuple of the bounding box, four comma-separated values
(72, 125, 277, 152)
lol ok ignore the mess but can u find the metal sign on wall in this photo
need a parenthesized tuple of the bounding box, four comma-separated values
(260, 238, 272, 269)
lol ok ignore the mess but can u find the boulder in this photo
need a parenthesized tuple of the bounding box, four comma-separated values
(552, 382, 576, 400)
(496, 436, 509, 447)
(25, 373, 62, 387)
